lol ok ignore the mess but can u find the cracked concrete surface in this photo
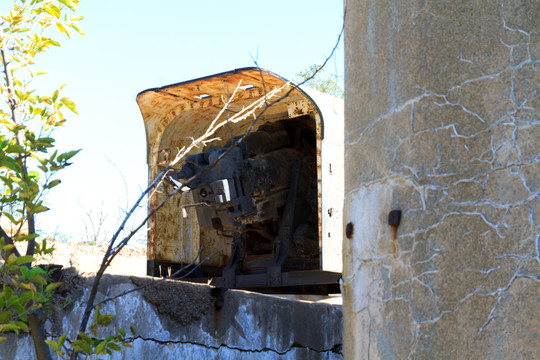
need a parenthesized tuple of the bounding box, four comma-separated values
(0, 276, 343, 360)
(344, 0, 539, 358)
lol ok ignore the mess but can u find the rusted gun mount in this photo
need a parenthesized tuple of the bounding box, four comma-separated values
(169, 121, 319, 288)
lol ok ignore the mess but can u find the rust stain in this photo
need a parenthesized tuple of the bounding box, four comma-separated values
(388, 210, 402, 259)
(157, 149, 170, 166)
(392, 232, 397, 258)
(147, 168, 158, 260)
(137, 68, 325, 268)
(390, 226, 398, 259)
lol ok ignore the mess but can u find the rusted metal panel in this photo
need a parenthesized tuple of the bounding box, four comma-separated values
(136, 67, 344, 278)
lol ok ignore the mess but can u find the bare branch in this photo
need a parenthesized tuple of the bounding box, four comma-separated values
(76, 23, 345, 343)
(92, 244, 227, 309)
(0, 226, 21, 259)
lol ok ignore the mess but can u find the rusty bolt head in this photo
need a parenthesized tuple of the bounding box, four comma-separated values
(388, 210, 402, 227)
(346, 222, 354, 239)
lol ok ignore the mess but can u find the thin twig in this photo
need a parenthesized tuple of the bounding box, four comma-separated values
(75, 23, 345, 345)
(104, 22, 344, 269)
(92, 245, 228, 309)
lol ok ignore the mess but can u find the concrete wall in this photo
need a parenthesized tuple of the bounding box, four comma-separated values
(343, 0, 539, 358)
(1, 275, 343, 359)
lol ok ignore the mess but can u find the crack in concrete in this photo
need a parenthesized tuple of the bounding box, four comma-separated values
(127, 335, 343, 356)
(347, 93, 433, 145)
(344, 2, 539, 356)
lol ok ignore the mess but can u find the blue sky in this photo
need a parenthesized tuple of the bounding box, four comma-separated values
(2, 1, 344, 243)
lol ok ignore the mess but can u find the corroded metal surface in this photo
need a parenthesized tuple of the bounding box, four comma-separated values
(136, 68, 344, 275)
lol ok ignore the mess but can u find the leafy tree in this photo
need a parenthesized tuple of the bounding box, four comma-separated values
(296, 63, 344, 98)
(0, 0, 83, 359)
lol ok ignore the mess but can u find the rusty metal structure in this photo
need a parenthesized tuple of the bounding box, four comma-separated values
(136, 68, 343, 290)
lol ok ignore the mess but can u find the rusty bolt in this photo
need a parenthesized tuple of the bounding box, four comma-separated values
(388, 210, 402, 227)
(346, 222, 354, 239)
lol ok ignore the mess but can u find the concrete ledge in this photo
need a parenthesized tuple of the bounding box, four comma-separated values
(0, 274, 343, 359)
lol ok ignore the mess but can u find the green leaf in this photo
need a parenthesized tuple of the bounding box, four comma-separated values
(58, 334, 67, 348)
(107, 342, 122, 352)
(60, 97, 78, 114)
(56, 22, 71, 38)
(37, 137, 55, 145)
(58, 149, 80, 162)
(28, 267, 47, 277)
(28, 170, 40, 182)
(11, 303, 26, 319)
(3, 285, 13, 300)
(6, 253, 18, 266)
(70, 22, 85, 36)
(15, 255, 35, 266)
(44, 4, 61, 18)
(1, 244, 15, 253)
(19, 266, 29, 277)
(97, 314, 114, 326)
(0, 157, 22, 172)
(44, 179, 61, 189)
(45, 340, 61, 352)
(32, 205, 49, 213)
(20, 282, 37, 293)
(28, 273, 47, 285)
(30, 151, 47, 166)
(18, 290, 34, 302)
(78, 331, 93, 344)
(0, 311, 12, 323)
(2, 212, 20, 225)
(19, 233, 40, 241)
(58, 0, 77, 11)
(6, 144, 25, 154)
(74, 339, 93, 354)
(45, 282, 62, 293)
(95, 340, 107, 354)
(15, 321, 28, 330)
(0, 323, 20, 334)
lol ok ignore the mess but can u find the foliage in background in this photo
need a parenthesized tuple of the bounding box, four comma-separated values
(46, 305, 132, 358)
(0, 238, 57, 341)
(0, 2, 344, 357)
(0, 1, 110, 359)
(0, 0, 82, 247)
(295, 63, 344, 98)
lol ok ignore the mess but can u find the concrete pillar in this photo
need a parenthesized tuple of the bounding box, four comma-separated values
(343, 0, 539, 358)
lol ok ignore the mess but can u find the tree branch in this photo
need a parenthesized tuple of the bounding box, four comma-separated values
(73, 22, 345, 355)
(0, 226, 21, 259)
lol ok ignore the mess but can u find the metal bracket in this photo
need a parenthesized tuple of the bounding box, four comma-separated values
(222, 228, 245, 288)
(267, 160, 301, 286)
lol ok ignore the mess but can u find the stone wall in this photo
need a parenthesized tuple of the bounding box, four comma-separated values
(1, 275, 343, 359)
(343, 0, 539, 358)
